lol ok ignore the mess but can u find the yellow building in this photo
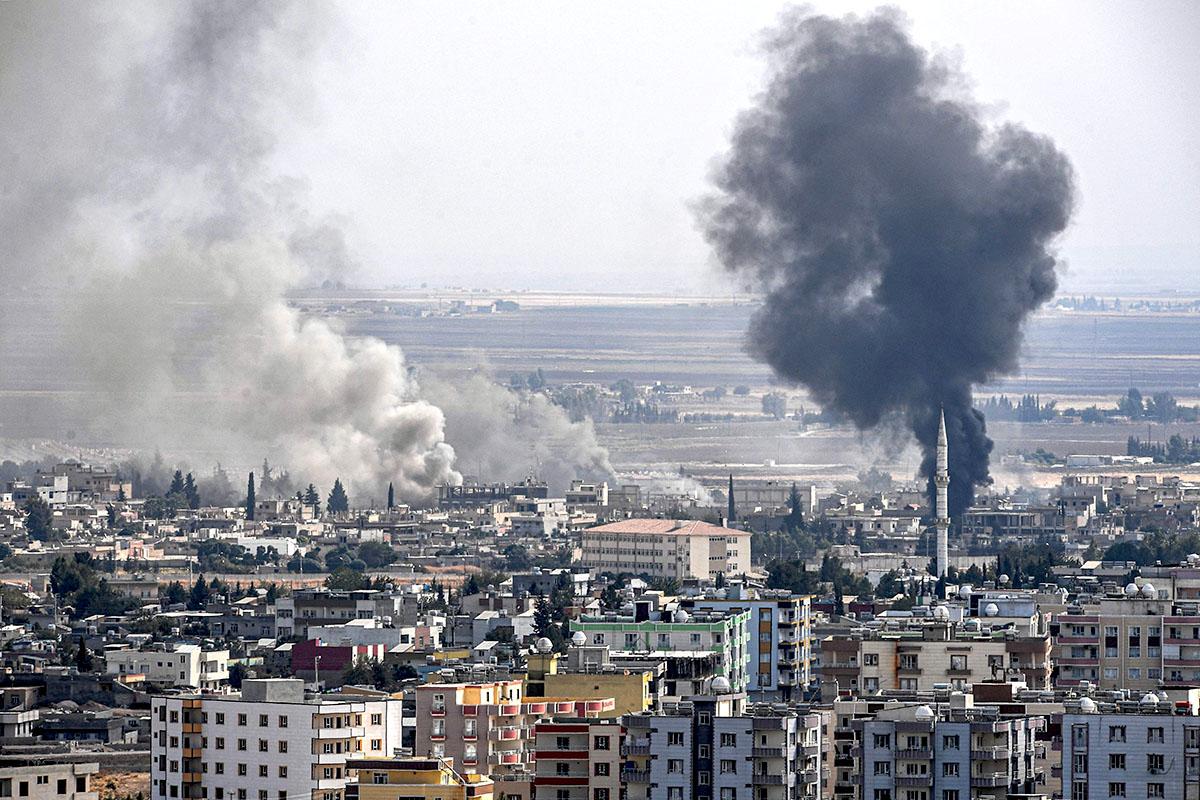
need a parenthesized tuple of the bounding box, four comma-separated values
(349, 758, 492, 800)
(525, 650, 651, 716)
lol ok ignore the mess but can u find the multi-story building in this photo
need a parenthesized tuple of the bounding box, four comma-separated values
(622, 691, 825, 800)
(105, 643, 229, 690)
(276, 589, 378, 640)
(1052, 589, 1200, 691)
(530, 719, 621, 800)
(1061, 699, 1200, 800)
(0, 762, 98, 800)
(345, 757, 492, 800)
(412, 679, 617, 800)
(525, 645, 653, 716)
(570, 598, 751, 698)
(852, 699, 1045, 800)
(821, 617, 1052, 700)
(579, 519, 750, 581)
(150, 678, 403, 800)
(682, 586, 814, 700)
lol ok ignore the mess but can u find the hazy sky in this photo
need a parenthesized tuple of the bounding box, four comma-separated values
(275, 1, 1200, 294)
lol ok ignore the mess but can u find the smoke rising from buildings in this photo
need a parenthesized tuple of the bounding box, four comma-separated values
(0, 2, 608, 502)
(700, 9, 1075, 516)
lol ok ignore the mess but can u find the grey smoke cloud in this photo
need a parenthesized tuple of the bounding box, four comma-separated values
(700, 8, 1075, 516)
(0, 1, 612, 502)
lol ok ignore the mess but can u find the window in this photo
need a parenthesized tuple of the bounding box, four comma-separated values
(371, 714, 382, 725)
(215, 765, 224, 776)
(698, 745, 710, 759)
(237, 714, 247, 726)
(371, 739, 382, 751)
(237, 765, 246, 777)
(943, 792, 958, 800)
(278, 767, 287, 779)
(1108, 726, 1126, 743)
(556, 763, 570, 777)
(1148, 754, 1164, 774)
(559, 791, 573, 800)
(719, 733, 737, 747)
(873, 762, 891, 776)
(873, 791, 891, 800)
(594, 736, 610, 750)
(719, 790, 736, 800)
(667, 732, 685, 746)
(667, 760, 682, 774)
(1148, 727, 1164, 744)
(258, 766, 268, 778)
(942, 763, 958, 777)
(215, 713, 225, 725)
(57, 781, 66, 795)
(258, 715, 268, 727)
(1108, 783, 1125, 798)
(943, 735, 959, 750)
(237, 739, 247, 751)
(950, 655, 967, 671)
(556, 736, 571, 750)
(864, 654, 879, 666)
(594, 791, 609, 800)
(258, 739, 268, 753)
(873, 734, 891, 749)
(1108, 754, 1125, 770)
(1148, 784, 1164, 799)
(278, 716, 288, 728)
(594, 763, 609, 777)
(278, 741, 287, 754)
(720, 759, 737, 774)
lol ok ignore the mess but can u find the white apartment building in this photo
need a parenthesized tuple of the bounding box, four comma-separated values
(1062, 703, 1200, 800)
(151, 679, 403, 800)
(579, 519, 751, 580)
(106, 643, 229, 690)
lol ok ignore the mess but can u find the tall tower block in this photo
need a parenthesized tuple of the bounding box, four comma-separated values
(935, 408, 950, 578)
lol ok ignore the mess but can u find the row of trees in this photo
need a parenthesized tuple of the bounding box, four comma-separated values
(1127, 434, 1200, 464)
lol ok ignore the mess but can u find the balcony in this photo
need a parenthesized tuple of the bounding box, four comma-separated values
(491, 751, 523, 766)
(896, 748, 933, 759)
(971, 747, 1009, 760)
(491, 726, 521, 742)
(622, 743, 652, 756)
(498, 704, 521, 717)
(895, 775, 932, 787)
(751, 774, 787, 785)
(971, 774, 1010, 788)
(802, 744, 821, 757)
(752, 746, 787, 758)
(623, 770, 650, 784)
(316, 726, 364, 739)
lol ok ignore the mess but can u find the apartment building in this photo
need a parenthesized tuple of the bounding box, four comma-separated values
(622, 692, 825, 800)
(105, 643, 229, 690)
(1062, 701, 1200, 800)
(346, 757, 493, 800)
(682, 587, 814, 700)
(853, 700, 1045, 800)
(579, 519, 750, 580)
(150, 678, 403, 800)
(276, 589, 379, 640)
(0, 763, 98, 800)
(570, 599, 750, 697)
(1053, 591, 1193, 691)
(412, 679, 617, 800)
(821, 618, 1052, 700)
(530, 719, 621, 800)
(525, 646, 653, 716)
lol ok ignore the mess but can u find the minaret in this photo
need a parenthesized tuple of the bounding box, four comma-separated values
(935, 408, 950, 578)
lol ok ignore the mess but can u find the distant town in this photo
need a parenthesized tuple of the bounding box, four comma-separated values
(2, 449, 1200, 800)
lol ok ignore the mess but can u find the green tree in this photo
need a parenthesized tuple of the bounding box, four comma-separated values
(600, 582, 622, 612)
(23, 496, 55, 541)
(327, 479, 349, 514)
(358, 541, 396, 569)
(187, 576, 211, 610)
(75, 640, 94, 672)
(326, 567, 370, 591)
(303, 483, 321, 514)
(386, 482, 395, 510)
(184, 472, 200, 509)
(169, 470, 186, 496)
(245, 472, 256, 520)
(229, 663, 248, 688)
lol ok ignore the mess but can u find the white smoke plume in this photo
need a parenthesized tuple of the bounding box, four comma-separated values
(0, 1, 617, 503)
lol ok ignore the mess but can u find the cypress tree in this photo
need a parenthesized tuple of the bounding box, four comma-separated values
(245, 472, 256, 520)
(327, 478, 349, 514)
(726, 473, 736, 523)
(386, 482, 395, 510)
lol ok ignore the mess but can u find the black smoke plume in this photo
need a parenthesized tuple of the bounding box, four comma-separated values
(700, 9, 1074, 517)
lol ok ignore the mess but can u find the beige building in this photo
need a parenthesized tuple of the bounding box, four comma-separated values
(346, 758, 492, 800)
(579, 519, 750, 580)
(0, 763, 97, 800)
(530, 719, 621, 800)
(821, 619, 1052, 699)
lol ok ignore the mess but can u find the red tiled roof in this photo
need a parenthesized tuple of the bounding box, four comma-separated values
(584, 519, 748, 536)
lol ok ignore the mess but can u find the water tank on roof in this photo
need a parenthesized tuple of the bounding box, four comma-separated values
(571, 631, 586, 647)
(1142, 583, 1156, 598)
(983, 603, 1000, 617)
(711, 677, 732, 693)
(674, 609, 690, 623)
(958, 585, 972, 600)
(998, 574, 1011, 586)
(914, 705, 935, 722)
(535, 637, 554, 653)
(1125, 583, 1139, 598)
(1078, 697, 1097, 713)
(1141, 693, 1159, 707)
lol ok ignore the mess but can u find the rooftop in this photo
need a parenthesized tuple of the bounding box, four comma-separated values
(584, 519, 748, 536)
